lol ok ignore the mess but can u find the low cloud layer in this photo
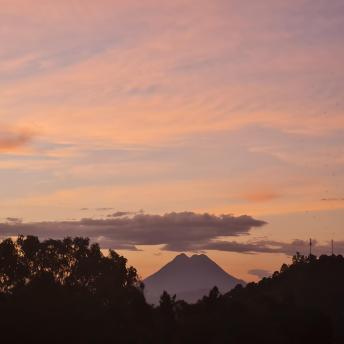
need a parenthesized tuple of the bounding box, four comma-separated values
(0, 212, 265, 251)
(189, 239, 343, 256)
(0, 212, 341, 256)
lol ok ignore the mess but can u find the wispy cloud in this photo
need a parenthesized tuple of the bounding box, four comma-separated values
(242, 191, 281, 203)
(0, 127, 34, 152)
(321, 198, 344, 202)
(107, 211, 142, 218)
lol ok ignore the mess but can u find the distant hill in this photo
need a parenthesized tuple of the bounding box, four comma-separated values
(144, 253, 245, 303)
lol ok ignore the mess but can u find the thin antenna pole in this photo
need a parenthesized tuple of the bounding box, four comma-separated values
(309, 238, 312, 256)
(331, 239, 334, 255)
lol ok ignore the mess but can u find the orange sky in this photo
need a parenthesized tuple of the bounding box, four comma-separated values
(0, 0, 343, 281)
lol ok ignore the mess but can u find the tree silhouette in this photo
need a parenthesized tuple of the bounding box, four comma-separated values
(0, 236, 151, 342)
(1, 236, 344, 343)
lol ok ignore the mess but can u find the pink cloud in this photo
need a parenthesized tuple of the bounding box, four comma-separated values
(0, 127, 34, 152)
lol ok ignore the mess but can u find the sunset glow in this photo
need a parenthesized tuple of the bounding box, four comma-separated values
(1, 0, 343, 281)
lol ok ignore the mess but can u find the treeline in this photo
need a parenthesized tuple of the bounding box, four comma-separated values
(1, 236, 343, 343)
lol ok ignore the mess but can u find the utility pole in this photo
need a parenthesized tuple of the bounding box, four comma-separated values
(309, 238, 312, 256)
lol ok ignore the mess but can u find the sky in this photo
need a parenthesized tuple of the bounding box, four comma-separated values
(0, 0, 343, 282)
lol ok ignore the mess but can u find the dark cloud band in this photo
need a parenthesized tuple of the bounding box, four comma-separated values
(1, 212, 338, 255)
(0, 212, 266, 251)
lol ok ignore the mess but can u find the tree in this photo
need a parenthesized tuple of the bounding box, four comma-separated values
(0, 236, 150, 342)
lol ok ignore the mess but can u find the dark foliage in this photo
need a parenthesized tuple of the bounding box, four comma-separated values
(0, 236, 153, 343)
(169, 252, 343, 344)
(1, 237, 344, 343)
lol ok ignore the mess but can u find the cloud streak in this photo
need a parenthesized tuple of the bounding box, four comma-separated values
(185, 239, 344, 256)
(180, 239, 310, 255)
(241, 190, 281, 203)
(248, 269, 272, 279)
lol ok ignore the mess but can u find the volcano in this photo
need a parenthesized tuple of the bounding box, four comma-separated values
(144, 253, 245, 304)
